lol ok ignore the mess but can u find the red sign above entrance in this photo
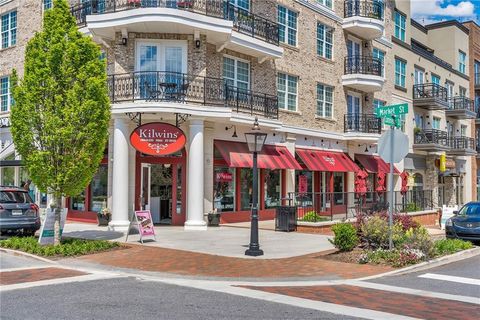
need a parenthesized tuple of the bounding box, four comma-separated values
(130, 122, 186, 156)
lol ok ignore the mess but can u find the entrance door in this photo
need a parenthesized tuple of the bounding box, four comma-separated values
(347, 93, 362, 131)
(347, 39, 361, 73)
(150, 164, 173, 224)
(140, 163, 151, 210)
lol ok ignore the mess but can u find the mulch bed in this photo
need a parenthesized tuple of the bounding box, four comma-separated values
(319, 248, 365, 264)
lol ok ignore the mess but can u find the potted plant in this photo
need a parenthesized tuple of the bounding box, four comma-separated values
(97, 201, 111, 226)
(413, 127, 422, 135)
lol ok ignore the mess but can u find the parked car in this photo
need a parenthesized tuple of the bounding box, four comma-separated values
(445, 202, 480, 243)
(0, 186, 40, 236)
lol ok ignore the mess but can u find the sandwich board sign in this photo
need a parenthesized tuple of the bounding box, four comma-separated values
(38, 208, 68, 245)
(125, 210, 156, 243)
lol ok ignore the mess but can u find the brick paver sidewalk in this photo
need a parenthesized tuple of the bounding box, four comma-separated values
(241, 285, 480, 320)
(0, 267, 88, 285)
(77, 245, 392, 279)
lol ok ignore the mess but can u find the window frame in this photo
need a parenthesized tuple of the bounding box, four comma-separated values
(373, 47, 385, 77)
(277, 72, 298, 112)
(316, 83, 334, 118)
(43, 0, 53, 10)
(458, 50, 466, 74)
(277, 5, 298, 47)
(394, 10, 406, 42)
(432, 117, 441, 130)
(222, 55, 251, 90)
(316, 22, 333, 60)
(1, 11, 17, 49)
(0, 76, 12, 113)
(315, 0, 333, 10)
(395, 58, 406, 88)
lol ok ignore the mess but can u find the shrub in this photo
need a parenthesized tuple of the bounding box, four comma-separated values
(301, 211, 329, 222)
(376, 211, 420, 231)
(405, 202, 420, 212)
(434, 239, 474, 256)
(360, 215, 405, 249)
(403, 226, 435, 258)
(359, 248, 424, 267)
(329, 223, 359, 252)
(0, 237, 120, 257)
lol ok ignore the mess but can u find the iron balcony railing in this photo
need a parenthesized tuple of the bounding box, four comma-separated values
(414, 129, 449, 146)
(448, 136, 475, 150)
(344, 0, 384, 20)
(448, 96, 475, 112)
(108, 71, 278, 119)
(70, 0, 279, 45)
(287, 190, 434, 222)
(413, 83, 448, 102)
(344, 113, 381, 134)
(344, 55, 382, 76)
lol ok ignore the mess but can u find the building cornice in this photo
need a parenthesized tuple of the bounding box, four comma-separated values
(425, 20, 469, 35)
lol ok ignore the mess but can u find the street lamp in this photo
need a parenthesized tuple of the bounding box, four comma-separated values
(244, 117, 267, 256)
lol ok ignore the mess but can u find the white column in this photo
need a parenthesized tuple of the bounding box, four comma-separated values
(284, 134, 296, 200)
(109, 117, 130, 231)
(203, 124, 214, 214)
(185, 119, 207, 230)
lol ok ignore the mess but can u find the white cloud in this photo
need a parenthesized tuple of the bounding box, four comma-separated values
(411, 0, 476, 18)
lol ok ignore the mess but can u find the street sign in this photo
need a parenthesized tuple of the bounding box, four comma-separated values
(383, 116, 402, 128)
(378, 129, 409, 164)
(375, 103, 408, 118)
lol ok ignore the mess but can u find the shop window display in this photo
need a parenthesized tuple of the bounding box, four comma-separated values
(214, 167, 235, 212)
(90, 165, 107, 213)
(240, 168, 260, 211)
(71, 191, 86, 211)
(295, 170, 313, 205)
(264, 169, 281, 209)
(333, 172, 344, 205)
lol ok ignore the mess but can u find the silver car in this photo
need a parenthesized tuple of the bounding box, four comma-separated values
(0, 186, 40, 236)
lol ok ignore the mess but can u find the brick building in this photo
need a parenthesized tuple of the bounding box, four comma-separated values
(0, 0, 475, 229)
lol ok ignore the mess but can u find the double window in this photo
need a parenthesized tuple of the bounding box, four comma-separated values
(316, 0, 332, 9)
(373, 48, 385, 77)
(395, 58, 406, 88)
(0, 76, 12, 112)
(277, 73, 298, 111)
(43, 0, 53, 10)
(1, 11, 17, 49)
(317, 23, 333, 59)
(278, 6, 297, 46)
(223, 56, 250, 90)
(432, 117, 441, 130)
(431, 74, 440, 85)
(316, 84, 333, 118)
(394, 11, 406, 42)
(459, 50, 466, 74)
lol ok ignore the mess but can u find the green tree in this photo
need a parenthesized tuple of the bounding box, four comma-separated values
(11, 0, 110, 245)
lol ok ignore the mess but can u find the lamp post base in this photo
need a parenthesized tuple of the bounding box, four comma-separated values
(245, 247, 264, 256)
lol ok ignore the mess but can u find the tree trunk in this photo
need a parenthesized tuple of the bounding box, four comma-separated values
(50, 194, 63, 245)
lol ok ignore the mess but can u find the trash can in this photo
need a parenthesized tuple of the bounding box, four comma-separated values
(208, 212, 221, 226)
(275, 206, 297, 232)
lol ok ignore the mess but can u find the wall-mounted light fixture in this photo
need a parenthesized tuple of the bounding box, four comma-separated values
(225, 125, 238, 138)
(358, 144, 369, 153)
(194, 30, 201, 49)
(121, 29, 128, 46)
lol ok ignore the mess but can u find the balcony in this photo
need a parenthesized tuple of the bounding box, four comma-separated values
(447, 136, 476, 156)
(107, 71, 278, 119)
(70, 0, 282, 59)
(344, 114, 381, 134)
(342, 56, 384, 92)
(475, 73, 480, 90)
(413, 83, 448, 110)
(343, 0, 385, 40)
(413, 129, 450, 152)
(446, 96, 477, 119)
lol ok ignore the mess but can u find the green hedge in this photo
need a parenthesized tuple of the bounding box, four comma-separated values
(329, 223, 359, 252)
(434, 239, 473, 256)
(0, 237, 120, 257)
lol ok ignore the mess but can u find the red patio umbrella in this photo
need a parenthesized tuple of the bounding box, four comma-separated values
(355, 169, 368, 196)
(400, 171, 409, 195)
(376, 171, 386, 194)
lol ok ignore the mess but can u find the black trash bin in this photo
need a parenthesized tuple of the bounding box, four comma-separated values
(275, 206, 297, 232)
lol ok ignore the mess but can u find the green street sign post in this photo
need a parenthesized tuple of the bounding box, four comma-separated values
(375, 103, 408, 129)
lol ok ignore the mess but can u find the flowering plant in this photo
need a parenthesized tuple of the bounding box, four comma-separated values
(99, 201, 110, 217)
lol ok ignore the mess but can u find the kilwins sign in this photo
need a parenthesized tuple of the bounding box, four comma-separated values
(130, 122, 186, 156)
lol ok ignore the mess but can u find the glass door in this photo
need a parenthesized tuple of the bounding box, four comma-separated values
(140, 163, 151, 211)
(347, 39, 361, 73)
(414, 68, 424, 85)
(347, 93, 362, 131)
(138, 44, 159, 99)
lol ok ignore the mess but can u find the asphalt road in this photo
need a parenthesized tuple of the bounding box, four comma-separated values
(0, 251, 49, 269)
(369, 255, 480, 298)
(0, 277, 364, 320)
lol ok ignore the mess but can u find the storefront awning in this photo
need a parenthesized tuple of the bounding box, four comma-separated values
(295, 149, 360, 172)
(214, 140, 301, 170)
(355, 154, 400, 174)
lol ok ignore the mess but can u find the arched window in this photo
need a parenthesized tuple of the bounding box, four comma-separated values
(413, 173, 423, 191)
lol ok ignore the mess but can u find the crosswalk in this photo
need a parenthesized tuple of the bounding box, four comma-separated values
(419, 273, 480, 286)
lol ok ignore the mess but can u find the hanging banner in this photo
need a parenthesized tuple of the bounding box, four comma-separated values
(38, 208, 68, 245)
(125, 210, 156, 243)
(130, 122, 186, 156)
(298, 175, 308, 194)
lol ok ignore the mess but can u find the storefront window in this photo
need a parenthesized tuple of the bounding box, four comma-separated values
(295, 170, 313, 205)
(214, 167, 235, 212)
(1, 167, 14, 186)
(90, 164, 107, 213)
(71, 191, 86, 211)
(366, 173, 375, 202)
(264, 170, 281, 209)
(333, 172, 344, 204)
(240, 168, 259, 211)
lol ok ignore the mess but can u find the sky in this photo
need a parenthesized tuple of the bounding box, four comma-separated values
(410, 0, 480, 25)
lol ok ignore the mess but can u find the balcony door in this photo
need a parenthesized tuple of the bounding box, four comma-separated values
(445, 81, 454, 108)
(414, 68, 424, 85)
(347, 39, 361, 57)
(136, 41, 187, 100)
(347, 93, 362, 131)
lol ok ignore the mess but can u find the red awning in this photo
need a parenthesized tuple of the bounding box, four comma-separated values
(355, 154, 400, 174)
(296, 149, 360, 172)
(214, 140, 301, 170)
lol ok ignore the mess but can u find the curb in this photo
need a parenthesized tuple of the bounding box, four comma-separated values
(0, 248, 57, 264)
(358, 246, 480, 281)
